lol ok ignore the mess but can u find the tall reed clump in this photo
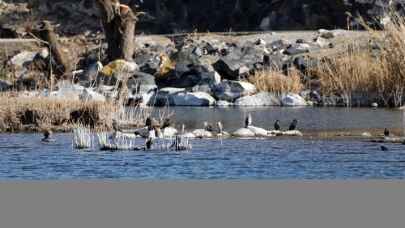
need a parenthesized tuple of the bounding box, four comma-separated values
(315, 49, 381, 107)
(315, 13, 405, 107)
(248, 68, 304, 95)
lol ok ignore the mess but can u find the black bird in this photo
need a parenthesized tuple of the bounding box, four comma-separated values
(381, 145, 389, 151)
(41, 130, 53, 143)
(274, 120, 281, 131)
(245, 113, 252, 128)
(289, 119, 298, 131)
(384, 128, 390, 137)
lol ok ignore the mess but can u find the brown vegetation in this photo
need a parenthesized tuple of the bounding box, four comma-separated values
(0, 94, 116, 132)
(249, 68, 304, 95)
(314, 14, 405, 107)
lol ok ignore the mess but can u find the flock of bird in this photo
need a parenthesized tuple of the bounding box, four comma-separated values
(117, 114, 303, 143)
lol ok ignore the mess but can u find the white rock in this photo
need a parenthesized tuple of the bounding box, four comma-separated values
(162, 127, 178, 138)
(192, 129, 214, 138)
(234, 92, 281, 106)
(9, 51, 37, 67)
(216, 100, 233, 107)
(281, 93, 307, 106)
(315, 37, 331, 48)
(248, 126, 269, 137)
(182, 132, 196, 138)
(232, 128, 256, 137)
(283, 130, 304, 137)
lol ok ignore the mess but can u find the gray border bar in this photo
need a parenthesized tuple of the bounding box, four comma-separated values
(0, 181, 404, 228)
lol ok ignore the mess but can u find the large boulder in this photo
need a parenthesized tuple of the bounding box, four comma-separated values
(149, 87, 186, 106)
(281, 93, 308, 106)
(234, 92, 281, 106)
(213, 43, 266, 80)
(127, 71, 157, 94)
(232, 128, 256, 138)
(169, 91, 216, 106)
(213, 80, 257, 102)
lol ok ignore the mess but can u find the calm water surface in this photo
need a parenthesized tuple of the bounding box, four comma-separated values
(1, 107, 405, 180)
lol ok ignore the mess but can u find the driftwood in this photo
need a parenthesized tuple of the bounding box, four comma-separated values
(96, 0, 137, 61)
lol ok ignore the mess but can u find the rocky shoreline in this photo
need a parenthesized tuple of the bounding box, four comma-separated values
(1, 30, 378, 108)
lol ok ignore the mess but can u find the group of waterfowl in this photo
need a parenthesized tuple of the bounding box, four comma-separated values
(116, 113, 303, 143)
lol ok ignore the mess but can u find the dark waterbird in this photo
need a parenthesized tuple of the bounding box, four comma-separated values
(245, 113, 252, 128)
(384, 128, 390, 137)
(41, 130, 54, 143)
(274, 120, 281, 131)
(381, 145, 389, 151)
(289, 119, 298, 131)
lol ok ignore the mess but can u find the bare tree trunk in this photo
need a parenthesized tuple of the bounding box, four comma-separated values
(37, 20, 71, 80)
(96, 0, 137, 62)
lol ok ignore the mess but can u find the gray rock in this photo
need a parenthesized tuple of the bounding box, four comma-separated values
(214, 80, 257, 102)
(234, 92, 281, 106)
(283, 45, 310, 55)
(318, 29, 335, 39)
(169, 92, 216, 106)
(315, 37, 332, 48)
(281, 93, 307, 106)
(127, 71, 157, 94)
(149, 87, 186, 106)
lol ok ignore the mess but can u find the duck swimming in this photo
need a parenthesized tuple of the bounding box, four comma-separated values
(41, 130, 54, 143)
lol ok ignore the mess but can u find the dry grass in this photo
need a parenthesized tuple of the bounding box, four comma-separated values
(0, 94, 116, 132)
(249, 68, 304, 95)
(315, 13, 405, 107)
(315, 49, 380, 106)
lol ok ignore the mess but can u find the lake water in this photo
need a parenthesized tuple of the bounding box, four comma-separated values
(0, 107, 405, 180)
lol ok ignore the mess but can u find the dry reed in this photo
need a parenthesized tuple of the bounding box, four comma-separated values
(248, 68, 304, 95)
(0, 94, 116, 132)
(315, 13, 405, 107)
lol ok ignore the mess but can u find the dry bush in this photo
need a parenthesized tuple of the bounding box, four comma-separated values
(0, 94, 116, 132)
(249, 68, 304, 95)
